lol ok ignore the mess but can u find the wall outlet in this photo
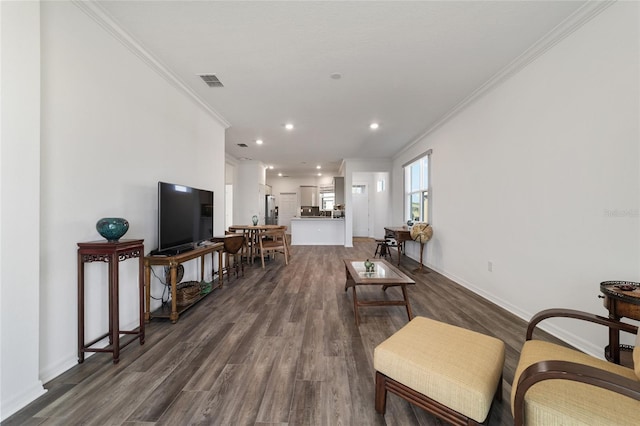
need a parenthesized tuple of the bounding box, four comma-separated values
(488, 261, 493, 272)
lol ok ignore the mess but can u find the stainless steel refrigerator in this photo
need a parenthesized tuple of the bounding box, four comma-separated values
(265, 195, 277, 225)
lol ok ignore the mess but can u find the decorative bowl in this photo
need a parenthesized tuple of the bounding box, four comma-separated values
(96, 217, 129, 242)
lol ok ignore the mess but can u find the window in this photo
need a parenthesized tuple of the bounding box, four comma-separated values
(404, 150, 431, 223)
(319, 185, 334, 210)
(352, 185, 366, 194)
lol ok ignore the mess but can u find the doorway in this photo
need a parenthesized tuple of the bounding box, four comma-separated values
(352, 184, 369, 237)
(278, 192, 297, 234)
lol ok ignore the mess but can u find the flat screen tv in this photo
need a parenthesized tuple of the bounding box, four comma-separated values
(157, 181, 214, 255)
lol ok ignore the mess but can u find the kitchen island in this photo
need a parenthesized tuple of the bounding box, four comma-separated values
(290, 217, 345, 245)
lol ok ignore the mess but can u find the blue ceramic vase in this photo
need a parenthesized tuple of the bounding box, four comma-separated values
(96, 217, 129, 242)
(252, 215, 258, 226)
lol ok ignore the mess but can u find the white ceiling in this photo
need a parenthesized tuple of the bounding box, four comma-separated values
(95, 0, 587, 178)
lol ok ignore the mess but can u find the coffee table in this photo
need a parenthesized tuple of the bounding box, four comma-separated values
(344, 258, 415, 326)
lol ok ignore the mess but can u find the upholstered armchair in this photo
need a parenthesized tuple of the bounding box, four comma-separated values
(511, 308, 640, 425)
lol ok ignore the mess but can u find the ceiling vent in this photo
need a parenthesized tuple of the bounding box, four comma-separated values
(199, 74, 224, 87)
(237, 143, 248, 148)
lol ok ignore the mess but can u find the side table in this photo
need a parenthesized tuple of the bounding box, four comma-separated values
(599, 280, 640, 366)
(77, 239, 145, 364)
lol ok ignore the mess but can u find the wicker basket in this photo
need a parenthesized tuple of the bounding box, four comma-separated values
(176, 282, 201, 306)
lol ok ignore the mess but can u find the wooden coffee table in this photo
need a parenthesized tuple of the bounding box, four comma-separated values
(344, 258, 415, 326)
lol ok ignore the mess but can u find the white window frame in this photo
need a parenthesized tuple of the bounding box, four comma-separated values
(319, 184, 334, 210)
(403, 150, 432, 224)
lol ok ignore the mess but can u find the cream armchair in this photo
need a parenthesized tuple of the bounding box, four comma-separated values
(512, 308, 640, 425)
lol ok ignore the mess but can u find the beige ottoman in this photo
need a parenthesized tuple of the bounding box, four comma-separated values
(374, 316, 505, 425)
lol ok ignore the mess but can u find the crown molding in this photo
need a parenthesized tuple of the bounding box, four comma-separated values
(71, 0, 231, 128)
(395, 0, 616, 160)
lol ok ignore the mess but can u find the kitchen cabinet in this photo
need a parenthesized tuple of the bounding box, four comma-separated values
(290, 218, 345, 245)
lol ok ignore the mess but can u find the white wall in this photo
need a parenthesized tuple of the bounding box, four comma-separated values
(0, 1, 47, 419)
(234, 161, 265, 225)
(373, 172, 391, 239)
(1, 2, 229, 419)
(225, 156, 237, 229)
(267, 174, 333, 213)
(393, 1, 640, 356)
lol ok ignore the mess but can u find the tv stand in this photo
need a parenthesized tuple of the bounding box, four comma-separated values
(144, 242, 224, 323)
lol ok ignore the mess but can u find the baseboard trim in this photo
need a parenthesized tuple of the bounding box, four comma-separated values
(423, 261, 603, 359)
(0, 381, 46, 422)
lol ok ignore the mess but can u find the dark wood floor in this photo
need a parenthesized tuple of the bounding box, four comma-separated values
(4, 239, 564, 425)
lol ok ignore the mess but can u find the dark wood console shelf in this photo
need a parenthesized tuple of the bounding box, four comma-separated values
(77, 239, 145, 364)
(144, 242, 224, 323)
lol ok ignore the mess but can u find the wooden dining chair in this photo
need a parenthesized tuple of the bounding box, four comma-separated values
(256, 227, 289, 269)
(278, 225, 291, 260)
(223, 231, 245, 278)
(228, 226, 252, 264)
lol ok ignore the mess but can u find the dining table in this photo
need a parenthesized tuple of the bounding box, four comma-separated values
(228, 224, 289, 264)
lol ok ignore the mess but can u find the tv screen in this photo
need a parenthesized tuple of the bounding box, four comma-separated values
(158, 182, 214, 254)
(196, 187, 214, 242)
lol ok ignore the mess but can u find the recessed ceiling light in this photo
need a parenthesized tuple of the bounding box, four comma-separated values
(370, 122, 380, 130)
(278, 173, 283, 177)
(268, 165, 274, 169)
(316, 165, 321, 169)
(256, 139, 263, 145)
(317, 173, 322, 176)
(285, 123, 294, 130)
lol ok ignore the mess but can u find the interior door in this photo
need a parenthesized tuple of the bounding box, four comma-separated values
(278, 192, 297, 234)
(352, 184, 369, 237)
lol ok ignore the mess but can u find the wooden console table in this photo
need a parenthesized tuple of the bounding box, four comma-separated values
(77, 239, 145, 364)
(383, 226, 412, 267)
(144, 242, 224, 323)
(599, 280, 640, 365)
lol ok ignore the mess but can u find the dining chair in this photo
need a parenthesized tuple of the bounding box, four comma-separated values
(278, 225, 291, 260)
(228, 226, 252, 264)
(223, 231, 245, 278)
(256, 227, 289, 268)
